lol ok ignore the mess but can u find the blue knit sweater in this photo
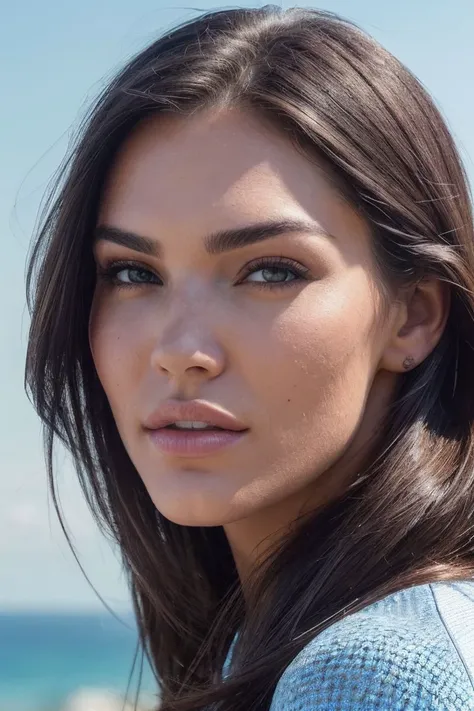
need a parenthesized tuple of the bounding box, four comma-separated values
(223, 580, 474, 709)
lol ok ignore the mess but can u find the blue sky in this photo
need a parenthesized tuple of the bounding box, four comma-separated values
(1, 0, 473, 611)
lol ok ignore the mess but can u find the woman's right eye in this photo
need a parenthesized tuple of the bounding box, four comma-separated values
(96, 262, 161, 288)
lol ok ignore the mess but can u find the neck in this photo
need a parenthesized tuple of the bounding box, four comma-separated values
(223, 488, 318, 587)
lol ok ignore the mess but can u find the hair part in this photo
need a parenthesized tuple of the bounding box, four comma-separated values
(25, 6, 474, 710)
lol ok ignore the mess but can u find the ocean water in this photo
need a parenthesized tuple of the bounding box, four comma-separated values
(0, 610, 159, 711)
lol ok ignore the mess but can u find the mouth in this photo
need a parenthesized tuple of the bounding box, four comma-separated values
(162, 422, 237, 431)
(142, 401, 249, 457)
(147, 423, 249, 457)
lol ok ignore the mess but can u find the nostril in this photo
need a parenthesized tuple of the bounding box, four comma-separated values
(151, 346, 225, 379)
(187, 365, 209, 375)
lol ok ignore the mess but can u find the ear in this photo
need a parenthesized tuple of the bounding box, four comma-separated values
(378, 278, 451, 373)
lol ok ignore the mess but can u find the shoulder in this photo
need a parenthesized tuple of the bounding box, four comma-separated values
(270, 582, 474, 711)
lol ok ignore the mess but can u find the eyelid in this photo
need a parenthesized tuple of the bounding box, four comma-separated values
(237, 255, 311, 281)
(97, 257, 160, 276)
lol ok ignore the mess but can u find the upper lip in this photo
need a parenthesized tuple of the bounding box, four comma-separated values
(143, 400, 249, 432)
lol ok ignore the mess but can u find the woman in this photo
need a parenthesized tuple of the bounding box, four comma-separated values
(25, 5, 474, 710)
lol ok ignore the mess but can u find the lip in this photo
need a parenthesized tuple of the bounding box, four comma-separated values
(143, 400, 249, 457)
(143, 400, 248, 432)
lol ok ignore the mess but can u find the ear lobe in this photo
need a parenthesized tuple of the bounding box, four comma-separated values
(378, 278, 450, 374)
(402, 355, 417, 371)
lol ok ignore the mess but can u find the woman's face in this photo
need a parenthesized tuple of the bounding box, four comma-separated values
(90, 108, 398, 531)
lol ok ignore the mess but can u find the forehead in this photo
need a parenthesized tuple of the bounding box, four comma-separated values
(98, 108, 370, 257)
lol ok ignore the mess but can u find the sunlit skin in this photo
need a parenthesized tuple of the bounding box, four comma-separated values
(89, 109, 448, 580)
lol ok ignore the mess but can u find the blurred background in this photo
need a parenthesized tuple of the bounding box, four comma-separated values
(1, 0, 473, 709)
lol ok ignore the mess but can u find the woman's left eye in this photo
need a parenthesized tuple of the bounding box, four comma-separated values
(240, 259, 309, 288)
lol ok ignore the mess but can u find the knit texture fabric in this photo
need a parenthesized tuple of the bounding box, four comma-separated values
(224, 581, 474, 710)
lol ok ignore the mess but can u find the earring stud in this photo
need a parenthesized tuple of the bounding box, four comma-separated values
(402, 355, 416, 371)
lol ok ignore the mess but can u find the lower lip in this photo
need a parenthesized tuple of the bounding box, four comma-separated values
(147, 428, 248, 456)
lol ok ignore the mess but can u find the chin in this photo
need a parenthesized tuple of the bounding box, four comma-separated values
(139, 462, 263, 527)
(146, 482, 239, 528)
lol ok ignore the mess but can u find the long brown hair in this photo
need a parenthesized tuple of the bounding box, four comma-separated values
(25, 6, 474, 710)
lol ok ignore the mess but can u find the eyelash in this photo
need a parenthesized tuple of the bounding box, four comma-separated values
(96, 256, 311, 291)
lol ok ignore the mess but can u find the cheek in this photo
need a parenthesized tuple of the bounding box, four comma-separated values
(243, 277, 377, 442)
(89, 293, 145, 417)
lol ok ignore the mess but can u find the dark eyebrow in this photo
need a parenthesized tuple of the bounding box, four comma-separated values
(93, 219, 331, 257)
(93, 225, 159, 256)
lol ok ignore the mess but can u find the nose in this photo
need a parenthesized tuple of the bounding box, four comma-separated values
(150, 310, 225, 387)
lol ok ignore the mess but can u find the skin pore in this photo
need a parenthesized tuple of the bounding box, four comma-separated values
(89, 108, 448, 582)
